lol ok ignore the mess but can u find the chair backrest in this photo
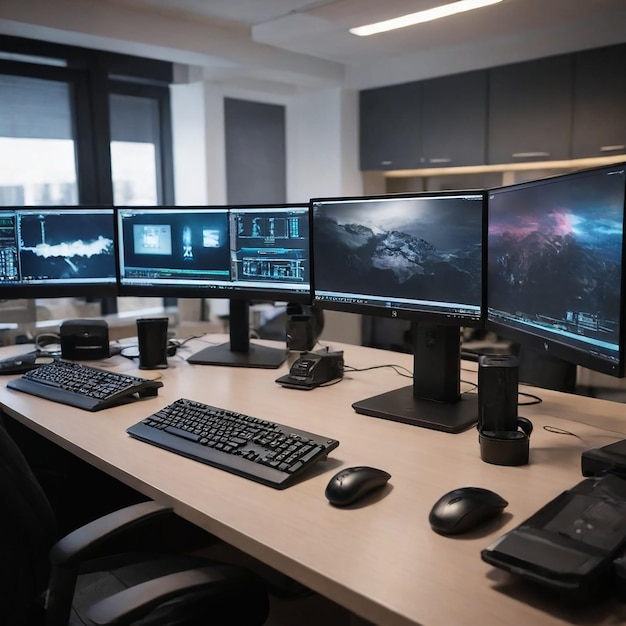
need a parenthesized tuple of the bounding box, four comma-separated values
(0, 419, 57, 625)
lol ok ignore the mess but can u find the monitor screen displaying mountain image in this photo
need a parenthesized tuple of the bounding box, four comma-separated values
(487, 162, 626, 378)
(311, 190, 485, 432)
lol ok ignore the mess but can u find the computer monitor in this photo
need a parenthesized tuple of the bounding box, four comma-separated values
(117, 206, 231, 297)
(486, 162, 626, 382)
(117, 204, 311, 368)
(0, 207, 117, 298)
(311, 190, 486, 433)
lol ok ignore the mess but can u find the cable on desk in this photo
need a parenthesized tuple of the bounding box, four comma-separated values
(344, 363, 413, 378)
(542, 425, 583, 440)
(518, 391, 543, 406)
(34, 332, 62, 355)
(461, 380, 478, 394)
(317, 377, 345, 388)
(172, 334, 205, 350)
(344, 363, 479, 397)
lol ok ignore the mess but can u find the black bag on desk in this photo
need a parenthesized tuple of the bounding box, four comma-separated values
(481, 473, 626, 603)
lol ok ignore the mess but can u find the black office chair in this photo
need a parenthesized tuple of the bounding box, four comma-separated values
(0, 420, 270, 626)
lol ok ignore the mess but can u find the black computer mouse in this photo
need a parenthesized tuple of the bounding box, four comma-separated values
(428, 486, 508, 535)
(325, 466, 391, 507)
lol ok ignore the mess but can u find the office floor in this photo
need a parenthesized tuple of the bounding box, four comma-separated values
(267, 593, 352, 626)
(193, 541, 363, 626)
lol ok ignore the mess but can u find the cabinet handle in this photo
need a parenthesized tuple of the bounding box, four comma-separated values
(429, 158, 452, 164)
(600, 145, 626, 152)
(512, 151, 550, 158)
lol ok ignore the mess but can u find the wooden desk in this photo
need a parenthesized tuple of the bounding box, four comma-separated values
(1, 337, 626, 626)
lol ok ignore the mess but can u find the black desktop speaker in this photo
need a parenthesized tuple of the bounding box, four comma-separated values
(477, 354, 519, 432)
(60, 319, 110, 361)
(285, 303, 324, 351)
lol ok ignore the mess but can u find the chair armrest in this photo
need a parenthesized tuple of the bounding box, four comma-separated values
(84, 564, 268, 626)
(50, 500, 173, 567)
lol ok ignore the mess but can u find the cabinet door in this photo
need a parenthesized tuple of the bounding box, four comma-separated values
(359, 81, 421, 170)
(422, 70, 487, 167)
(488, 55, 573, 164)
(572, 44, 626, 159)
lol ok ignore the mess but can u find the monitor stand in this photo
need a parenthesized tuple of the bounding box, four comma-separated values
(517, 345, 577, 393)
(352, 323, 478, 434)
(188, 299, 288, 369)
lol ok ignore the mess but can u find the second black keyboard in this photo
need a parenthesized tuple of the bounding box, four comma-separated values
(127, 398, 340, 489)
(7, 359, 163, 411)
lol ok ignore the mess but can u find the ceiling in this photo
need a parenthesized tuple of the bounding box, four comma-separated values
(106, 0, 626, 62)
(4, 0, 626, 90)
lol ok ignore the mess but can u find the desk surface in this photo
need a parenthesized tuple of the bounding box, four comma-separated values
(2, 337, 626, 626)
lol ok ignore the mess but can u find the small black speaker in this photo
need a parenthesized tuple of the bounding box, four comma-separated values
(60, 319, 109, 361)
(286, 315, 316, 351)
(285, 303, 324, 352)
(478, 354, 519, 433)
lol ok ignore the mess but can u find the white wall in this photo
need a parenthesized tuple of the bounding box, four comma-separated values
(171, 79, 363, 205)
(170, 81, 211, 205)
(288, 87, 361, 201)
(170, 79, 363, 343)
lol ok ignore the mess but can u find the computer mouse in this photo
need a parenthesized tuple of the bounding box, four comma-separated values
(428, 486, 508, 535)
(325, 466, 391, 507)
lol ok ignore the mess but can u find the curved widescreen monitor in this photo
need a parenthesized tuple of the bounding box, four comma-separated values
(487, 162, 626, 379)
(311, 190, 486, 433)
(117, 204, 311, 368)
(117, 204, 310, 302)
(0, 207, 117, 298)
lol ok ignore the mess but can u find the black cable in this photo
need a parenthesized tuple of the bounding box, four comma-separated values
(518, 391, 543, 406)
(344, 363, 413, 378)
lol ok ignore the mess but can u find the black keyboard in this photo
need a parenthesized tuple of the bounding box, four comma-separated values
(127, 398, 340, 489)
(7, 360, 163, 411)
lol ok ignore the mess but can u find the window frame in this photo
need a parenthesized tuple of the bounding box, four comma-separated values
(0, 34, 175, 206)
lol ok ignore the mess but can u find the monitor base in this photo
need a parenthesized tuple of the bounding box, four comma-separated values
(352, 385, 478, 433)
(188, 342, 288, 369)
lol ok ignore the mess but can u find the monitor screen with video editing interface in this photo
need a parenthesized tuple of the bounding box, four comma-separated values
(117, 204, 310, 368)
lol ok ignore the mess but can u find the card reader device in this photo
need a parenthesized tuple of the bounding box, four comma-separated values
(582, 438, 626, 479)
(482, 473, 626, 603)
(276, 349, 344, 390)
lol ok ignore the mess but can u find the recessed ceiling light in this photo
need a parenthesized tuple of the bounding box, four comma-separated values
(349, 0, 504, 37)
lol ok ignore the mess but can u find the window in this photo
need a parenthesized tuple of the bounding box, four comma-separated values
(0, 36, 174, 329)
(110, 85, 172, 206)
(0, 73, 78, 206)
(0, 36, 174, 207)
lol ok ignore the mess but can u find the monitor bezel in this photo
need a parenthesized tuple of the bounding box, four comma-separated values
(309, 190, 487, 329)
(485, 163, 626, 379)
(116, 203, 312, 304)
(0, 206, 119, 299)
